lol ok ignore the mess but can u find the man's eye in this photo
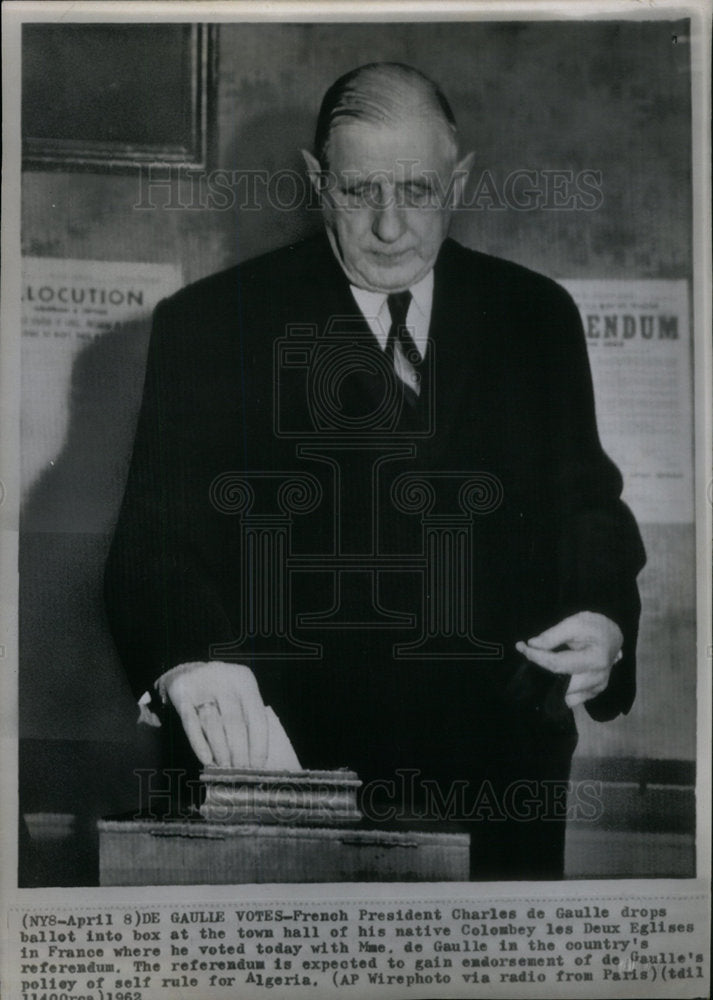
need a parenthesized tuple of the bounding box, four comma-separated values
(341, 185, 368, 200)
(401, 183, 431, 205)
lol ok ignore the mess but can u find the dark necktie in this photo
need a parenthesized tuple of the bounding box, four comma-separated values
(385, 291, 422, 406)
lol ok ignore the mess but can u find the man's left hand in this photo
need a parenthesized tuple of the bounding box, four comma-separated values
(515, 611, 623, 708)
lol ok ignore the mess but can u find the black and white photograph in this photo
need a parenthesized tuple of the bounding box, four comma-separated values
(1, 2, 710, 999)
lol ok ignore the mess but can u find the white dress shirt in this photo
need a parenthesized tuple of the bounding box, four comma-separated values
(349, 270, 434, 395)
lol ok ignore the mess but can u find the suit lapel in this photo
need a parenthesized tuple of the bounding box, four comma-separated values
(428, 240, 487, 445)
(295, 237, 405, 430)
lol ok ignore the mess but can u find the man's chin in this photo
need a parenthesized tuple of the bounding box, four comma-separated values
(352, 255, 429, 293)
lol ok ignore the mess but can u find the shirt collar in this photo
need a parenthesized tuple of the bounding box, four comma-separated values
(349, 270, 433, 320)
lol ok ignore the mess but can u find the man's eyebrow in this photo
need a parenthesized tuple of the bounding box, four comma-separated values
(337, 176, 434, 189)
(337, 177, 382, 195)
(397, 178, 433, 189)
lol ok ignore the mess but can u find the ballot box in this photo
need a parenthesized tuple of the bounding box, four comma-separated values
(98, 820, 470, 884)
(97, 768, 470, 884)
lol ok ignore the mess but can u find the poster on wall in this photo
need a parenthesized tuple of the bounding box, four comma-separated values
(562, 279, 693, 526)
(1, 4, 710, 1000)
(21, 257, 183, 500)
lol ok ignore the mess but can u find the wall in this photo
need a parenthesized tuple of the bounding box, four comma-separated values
(19, 19, 695, 839)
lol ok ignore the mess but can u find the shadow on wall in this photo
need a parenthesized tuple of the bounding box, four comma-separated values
(20, 314, 163, 884)
(20, 312, 161, 735)
(22, 315, 150, 536)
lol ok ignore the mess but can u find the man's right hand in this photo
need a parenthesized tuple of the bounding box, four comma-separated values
(162, 661, 270, 768)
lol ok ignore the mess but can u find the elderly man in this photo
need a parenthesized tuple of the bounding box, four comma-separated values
(105, 63, 645, 879)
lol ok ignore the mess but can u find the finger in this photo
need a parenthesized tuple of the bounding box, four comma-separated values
(565, 676, 609, 707)
(235, 681, 269, 769)
(175, 703, 215, 767)
(565, 682, 608, 708)
(226, 665, 269, 768)
(217, 694, 250, 767)
(564, 691, 591, 708)
(265, 707, 302, 770)
(515, 642, 591, 674)
(197, 704, 232, 768)
(525, 615, 581, 650)
(565, 669, 610, 696)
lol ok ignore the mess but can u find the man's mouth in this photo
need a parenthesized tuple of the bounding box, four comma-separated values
(368, 248, 414, 263)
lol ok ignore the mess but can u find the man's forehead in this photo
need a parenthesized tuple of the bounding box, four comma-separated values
(325, 118, 457, 175)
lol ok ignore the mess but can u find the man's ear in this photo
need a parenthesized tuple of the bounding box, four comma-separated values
(452, 151, 475, 208)
(301, 149, 323, 196)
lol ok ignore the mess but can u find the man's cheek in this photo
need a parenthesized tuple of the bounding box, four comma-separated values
(341, 216, 367, 245)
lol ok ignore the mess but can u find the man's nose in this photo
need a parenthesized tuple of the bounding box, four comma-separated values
(371, 198, 405, 243)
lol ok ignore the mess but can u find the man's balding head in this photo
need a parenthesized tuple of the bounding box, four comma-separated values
(314, 63, 458, 168)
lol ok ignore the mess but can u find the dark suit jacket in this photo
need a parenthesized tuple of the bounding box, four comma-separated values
(104, 234, 645, 772)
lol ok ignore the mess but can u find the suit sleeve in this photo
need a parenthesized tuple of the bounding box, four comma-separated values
(541, 285, 647, 721)
(104, 297, 238, 701)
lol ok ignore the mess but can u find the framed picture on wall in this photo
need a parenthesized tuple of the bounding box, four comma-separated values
(21, 22, 215, 171)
